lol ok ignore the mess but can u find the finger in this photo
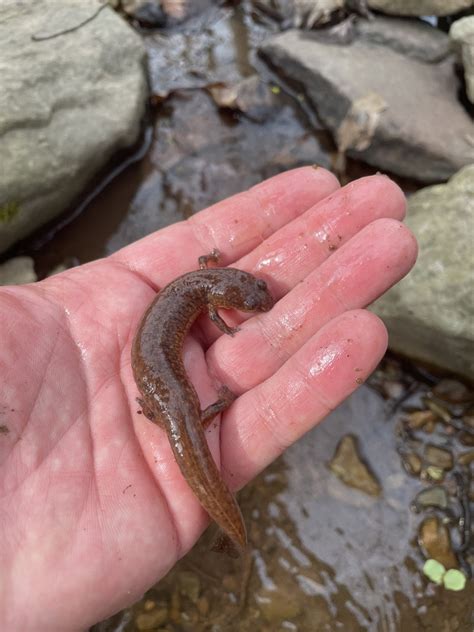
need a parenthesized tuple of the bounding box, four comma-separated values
(198, 175, 407, 342)
(219, 310, 388, 489)
(111, 166, 340, 286)
(207, 218, 417, 392)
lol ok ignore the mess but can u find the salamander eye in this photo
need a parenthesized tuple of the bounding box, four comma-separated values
(256, 279, 267, 290)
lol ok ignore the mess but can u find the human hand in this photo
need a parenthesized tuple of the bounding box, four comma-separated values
(0, 167, 417, 631)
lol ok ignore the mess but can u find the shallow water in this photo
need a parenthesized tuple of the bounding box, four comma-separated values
(92, 364, 473, 631)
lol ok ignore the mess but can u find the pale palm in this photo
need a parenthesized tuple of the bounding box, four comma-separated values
(0, 168, 416, 631)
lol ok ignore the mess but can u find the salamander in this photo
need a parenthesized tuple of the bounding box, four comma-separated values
(131, 250, 273, 556)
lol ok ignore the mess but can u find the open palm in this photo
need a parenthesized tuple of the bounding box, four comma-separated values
(0, 168, 416, 631)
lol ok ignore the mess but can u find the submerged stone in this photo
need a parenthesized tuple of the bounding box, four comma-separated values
(328, 434, 381, 496)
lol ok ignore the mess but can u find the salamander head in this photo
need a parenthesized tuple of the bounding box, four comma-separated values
(209, 270, 274, 313)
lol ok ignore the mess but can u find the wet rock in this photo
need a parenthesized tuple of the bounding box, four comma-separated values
(458, 450, 474, 465)
(413, 486, 449, 511)
(146, 6, 252, 98)
(401, 452, 422, 476)
(450, 16, 474, 104)
(406, 410, 437, 430)
(367, 0, 474, 16)
(328, 434, 381, 496)
(257, 589, 302, 622)
(459, 431, 474, 446)
(432, 379, 472, 405)
(177, 571, 200, 603)
(354, 16, 451, 63)
(293, 0, 345, 28)
(424, 445, 454, 470)
(254, 0, 344, 28)
(381, 379, 405, 399)
(425, 400, 452, 424)
(196, 596, 210, 616)
(135, 608, 168, 630)
(0, 257, 37, 286)
(0, 0, 147, 255)
(373, 166, 474, 379)
(418, 515, 458, 569)
(209, 75, 282, 122)
(259, 30, 474, 181)
(124, 1, 167, 27)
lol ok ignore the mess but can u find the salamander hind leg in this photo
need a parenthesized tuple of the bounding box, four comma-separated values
(201, 385, 237, 428)
(198, 249, 221, 270)
(136, 397, 155, 420)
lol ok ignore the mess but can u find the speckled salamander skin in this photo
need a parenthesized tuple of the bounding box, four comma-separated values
(131, 252, 273, 555)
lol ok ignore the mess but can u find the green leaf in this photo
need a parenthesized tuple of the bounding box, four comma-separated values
(443, 569, 466, 591)
(423, 559, 445, 584)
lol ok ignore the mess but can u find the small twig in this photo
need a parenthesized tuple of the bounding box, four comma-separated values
(31, 3, 108, 42)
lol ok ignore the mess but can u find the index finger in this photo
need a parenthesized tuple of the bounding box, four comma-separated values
(111, 166, 340, 287)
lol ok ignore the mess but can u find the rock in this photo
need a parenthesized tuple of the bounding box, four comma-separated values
(406, 410, 437, 430)
(0, 257, 37, 286)
(293, 0, 345, 28)
(121, 0, 167, 26)
(418, 515, 458, 569)
(432, 379, 472, 404)
(177, 571, 200, 603)
(208, 75, 282, 122)
(259, 29, 474, 181)
(450, 16, 474, 104)
(354, 16, 451, 63)
(458, 449, 474, 465)
(424, 445, 454, 470)
(413, 486, 449, 511)
(328, 434, 381, 496)
(367, 0, 474, 16)
(401, 452, 422, 476)
(135, 608, 168, 630)
(257, 589, 302, 622)
(373, 166, 474, 379)
(0, 0, 147, 255)
(146, 6, 247, 98)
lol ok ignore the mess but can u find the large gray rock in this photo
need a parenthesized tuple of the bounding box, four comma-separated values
(260, 29, 474, 182)
(450, 16, 474, 104)
(367, 0, 474, 16)
(373, 165, 474, 379)
(354, 16, 451, 64)
(0, 0, 147, 254)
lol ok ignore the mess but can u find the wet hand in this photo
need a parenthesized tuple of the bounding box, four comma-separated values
(0, 167, 417, 631)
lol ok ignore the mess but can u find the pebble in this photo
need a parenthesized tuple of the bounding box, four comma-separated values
(418, 516, 458, 570)
(401, 452, 422, 476)
(135, 608, 168, 630)
(413, 486, 448, 510)
(432, 379, 472, 404)
(424, 444, 454, 470)
(329, 434, 381, 496)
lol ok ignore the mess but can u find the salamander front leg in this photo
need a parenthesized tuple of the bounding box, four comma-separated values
(199, 249, 220, 270)
(201, 386, 237, 428)
(208, 304, 240, 336)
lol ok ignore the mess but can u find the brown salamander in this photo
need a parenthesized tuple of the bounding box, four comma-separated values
(131, 250, 273, 556)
